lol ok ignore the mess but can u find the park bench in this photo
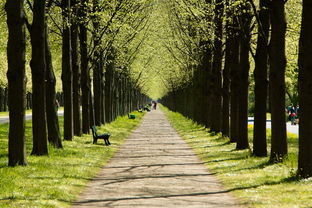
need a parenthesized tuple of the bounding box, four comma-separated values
(143, 106, 150, 112)
(128, 113, 136, 119)
(90, 126, 111, 146)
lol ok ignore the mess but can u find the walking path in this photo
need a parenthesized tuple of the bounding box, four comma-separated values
(72, 109, 240, 208)
(248, 117, 298, 135)
(0, 111, 64, 124)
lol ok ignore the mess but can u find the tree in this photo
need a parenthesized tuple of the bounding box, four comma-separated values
(210, 0, 224, 133)
(236, 1, 251, 150)
(6, 0, 27, 166)
(92, 0, 104, 126)
(71, 0, 82, 136)
(45, 1, 63, 148)
(79, 0, 91, 134)
(222, 0, 231, 137)
(268, 0, 287, 162)
(298, 0, 312, 178)
(29, 0, 48, 155)
(252, 0, 270, 157)
(61, 0, 74, 141)
(229, 10, 240, 143)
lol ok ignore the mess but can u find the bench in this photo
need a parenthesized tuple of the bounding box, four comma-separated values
(128, 113, 136, 119)
(143, 106, 150, 112)
(90, 126, 111, 146)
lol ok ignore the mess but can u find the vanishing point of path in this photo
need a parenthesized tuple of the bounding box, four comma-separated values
(72, 109, 240, 208)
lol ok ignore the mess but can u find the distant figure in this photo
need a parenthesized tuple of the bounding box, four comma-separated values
(286, 103, 295, 121)
(55, 99, 60, 112)
(152, 101, 157, 110)
(290, 112, 296, 125)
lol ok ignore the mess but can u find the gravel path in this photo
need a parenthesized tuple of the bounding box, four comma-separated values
(72, 109, 241, 208)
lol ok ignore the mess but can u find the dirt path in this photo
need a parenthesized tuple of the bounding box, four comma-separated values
(72, 109, 241, 208)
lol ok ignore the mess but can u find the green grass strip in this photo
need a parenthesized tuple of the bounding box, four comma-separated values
(0, 111, 145, 208)
(161, 106, 312, 208)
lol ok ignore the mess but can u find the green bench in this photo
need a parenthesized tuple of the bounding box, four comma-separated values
(90, 126, 111, 146)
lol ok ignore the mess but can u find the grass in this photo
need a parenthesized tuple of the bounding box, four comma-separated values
(0, 111, 144, 208)
(161, 106, 312, 208)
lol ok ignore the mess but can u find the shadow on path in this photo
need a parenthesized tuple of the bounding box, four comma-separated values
(71, 109, 241, 208)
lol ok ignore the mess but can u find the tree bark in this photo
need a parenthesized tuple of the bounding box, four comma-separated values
(268, 0, 287, 162)
(92, 0, 102, 126)
(45, 16, 62, 149)
(100, 54, 105, 124)
(236, 4, 251, 150)
(229, 16, 240, 143)
(3, 87, 8, 111)
(89, 90, 95, 126)
(298, 0, 312, 178)
(30, 0, 48, 156)
(0, 87, 3, 112)
(6, 0, 27, 166)
(62, 0, 73, 141)
(222, 0, 230, 137)
(105, 52, 114, 123)
(71, 0, 82, 136)
(79, 0, 90, 134)
(210, 0, 224, 133)
(253, 0, 270, 156)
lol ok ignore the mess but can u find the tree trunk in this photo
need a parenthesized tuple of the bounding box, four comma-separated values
(222, 0, 230, 137)
(253, 0, 270, 156)
(79, 0, 90, 134)
(71, 0, 81, 136)
(3, 87, 8, 111)
(210, 0, 224, 133)
(30, 0, 48, 156)
(229, 17, 240, 143)
(268, 0, 287, 162)
(89, 91, 95, 126)
(62, 0, 73, 141)
(105, 52, 113, 123)
(92, 0, 102, 126)
(0, 87, 3, 112)
(100, 55, 105, 124)
(6, 0, 27, 166)
(93, 63, 102, 126)
(298, 0, 312, 178)
(236, 5, 251, 150)
(45, 16, 62, 149)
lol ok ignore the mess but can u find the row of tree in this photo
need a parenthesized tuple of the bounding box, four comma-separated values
(160, 0, 312, 178)
(6, 0, 150, 166)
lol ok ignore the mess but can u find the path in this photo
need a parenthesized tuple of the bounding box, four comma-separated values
(248, 117, 298, 135)
(72, 109, 240, 208)
(0, 111, 64, 124)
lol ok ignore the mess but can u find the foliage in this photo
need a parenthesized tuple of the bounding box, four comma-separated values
(162, 106, 312, 208)
(0, 0, 302, 102)
(0, 0, 7, 88)
(0, 112, 144, 208)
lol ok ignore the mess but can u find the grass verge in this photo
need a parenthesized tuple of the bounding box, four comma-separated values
(161, 106, 312, 208)
(0, 111, 144, 208)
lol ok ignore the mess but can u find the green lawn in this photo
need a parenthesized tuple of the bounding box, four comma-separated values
(161, 106, 312, 208)
(0, 111, 144, 208)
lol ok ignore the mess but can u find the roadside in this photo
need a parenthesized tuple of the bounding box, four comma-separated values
(163, 107, 311, 208)
(0, 110, 64, 124)
(248, 117, 298, 135)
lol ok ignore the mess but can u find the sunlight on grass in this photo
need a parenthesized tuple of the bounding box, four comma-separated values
(0, 111, 145, 208)
(161, 106, 312, 208)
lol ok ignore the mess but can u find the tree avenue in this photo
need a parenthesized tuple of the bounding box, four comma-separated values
(2, 0, 312, 178)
